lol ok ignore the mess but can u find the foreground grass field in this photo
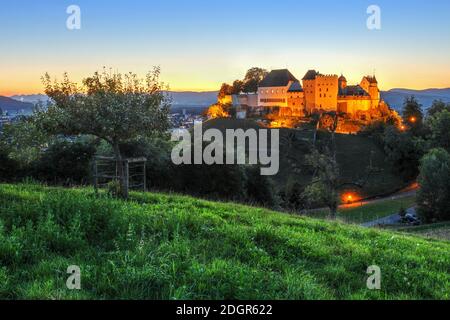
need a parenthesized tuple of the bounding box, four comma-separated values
(393, 222, 450, 241)
(0, 183, 449, 300)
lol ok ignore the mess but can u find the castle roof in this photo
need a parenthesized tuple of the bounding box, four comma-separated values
(258, 69, 298, 87)
(287, 81, 303, 92)
(302, 69, 320, 80)
(339, 85, 370, 97)
(339, 74, 347, 82)
(364, 76, 378, 84)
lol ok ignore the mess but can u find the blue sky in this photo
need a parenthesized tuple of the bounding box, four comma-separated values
(1, 0, 450, 94)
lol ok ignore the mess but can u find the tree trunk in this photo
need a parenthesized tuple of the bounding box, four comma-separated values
(329, 203, 338, 220)
(313, 118, 320, 146)
(112, 142, 127, 199)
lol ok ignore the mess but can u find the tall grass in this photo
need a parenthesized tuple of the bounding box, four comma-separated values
(0, 183, 448, 300)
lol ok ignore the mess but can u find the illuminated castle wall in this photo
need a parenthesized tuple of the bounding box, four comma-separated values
(250, 69, 384, 118)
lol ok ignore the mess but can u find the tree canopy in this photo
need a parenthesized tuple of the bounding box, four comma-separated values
(37, 67, 171, 197)
(417, 148, 450, 222)
(402, 96, 423, 131)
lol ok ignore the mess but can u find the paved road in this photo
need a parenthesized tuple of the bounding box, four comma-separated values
(306, 186, 418, 215)
(361, 207, 416, 228)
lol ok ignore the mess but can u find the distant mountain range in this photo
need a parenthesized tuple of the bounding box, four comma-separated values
(10, 92, 218, 106)
(0, 96, 35, 115)
(381, 88, 450, 112)
(6, 88, 450, 115)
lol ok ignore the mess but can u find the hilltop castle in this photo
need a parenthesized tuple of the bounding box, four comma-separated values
(233, 69, 390, 122)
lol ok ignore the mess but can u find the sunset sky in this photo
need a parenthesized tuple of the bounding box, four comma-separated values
(1, 0, 450, 96)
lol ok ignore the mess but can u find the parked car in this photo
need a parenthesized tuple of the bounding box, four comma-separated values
(403, 212, 421, 226)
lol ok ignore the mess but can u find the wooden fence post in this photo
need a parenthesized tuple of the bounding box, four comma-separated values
(143, 161, 147, 192)
(93, 159, 98, 194)
(124, 160, 129, 199)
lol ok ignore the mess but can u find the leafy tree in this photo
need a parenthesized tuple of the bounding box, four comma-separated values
(242, 67, 268, 93)
(0, 116, 49, 165)
(231, 80, 243, 95)
(402, 96, 423, 132)
(303, 148, 339, 219)
(427, 110, 450, 152)
(218, 83, 233, 99)
(38, 67, 170, 197)
(427, 100, 449, 118)
(383, 126, 423, 181)
(206, 103, 230, 119)
(417, 148, 450, 223)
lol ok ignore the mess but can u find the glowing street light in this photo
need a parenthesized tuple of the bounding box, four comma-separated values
(343, 193, 356, 204)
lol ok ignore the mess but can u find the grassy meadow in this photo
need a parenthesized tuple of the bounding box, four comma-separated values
(0, 183, 448, 300)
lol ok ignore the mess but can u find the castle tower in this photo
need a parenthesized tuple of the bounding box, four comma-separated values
(360, 76, 379, 100)
(339, 74, 347, 89)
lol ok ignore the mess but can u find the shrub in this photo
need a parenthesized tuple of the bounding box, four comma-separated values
(245, 166, 278, 208)
(31, 140, 97, 185)
(0, 152, 21, 182)
(417, 148, 450, 223)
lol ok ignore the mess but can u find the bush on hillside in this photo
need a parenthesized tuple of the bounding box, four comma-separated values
(0, 152, 21, 182)
(417, 148, 450, 223)
(31, 140, 97, 185)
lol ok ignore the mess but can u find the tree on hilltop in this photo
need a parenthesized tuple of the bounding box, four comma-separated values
(37, 67, 171, 197)
(242, 67, 268, 93)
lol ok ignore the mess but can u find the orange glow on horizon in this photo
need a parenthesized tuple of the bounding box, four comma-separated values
(2, 66, 450, 97)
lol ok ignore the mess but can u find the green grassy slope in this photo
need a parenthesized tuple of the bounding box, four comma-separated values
(0, 183, 448, 300)
(393, 222, 450, 241)
(204, 118, 406, 199)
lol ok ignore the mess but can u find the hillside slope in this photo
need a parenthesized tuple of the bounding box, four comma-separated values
(204, 118, 406, 199)
(0, 184, 448, 300)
